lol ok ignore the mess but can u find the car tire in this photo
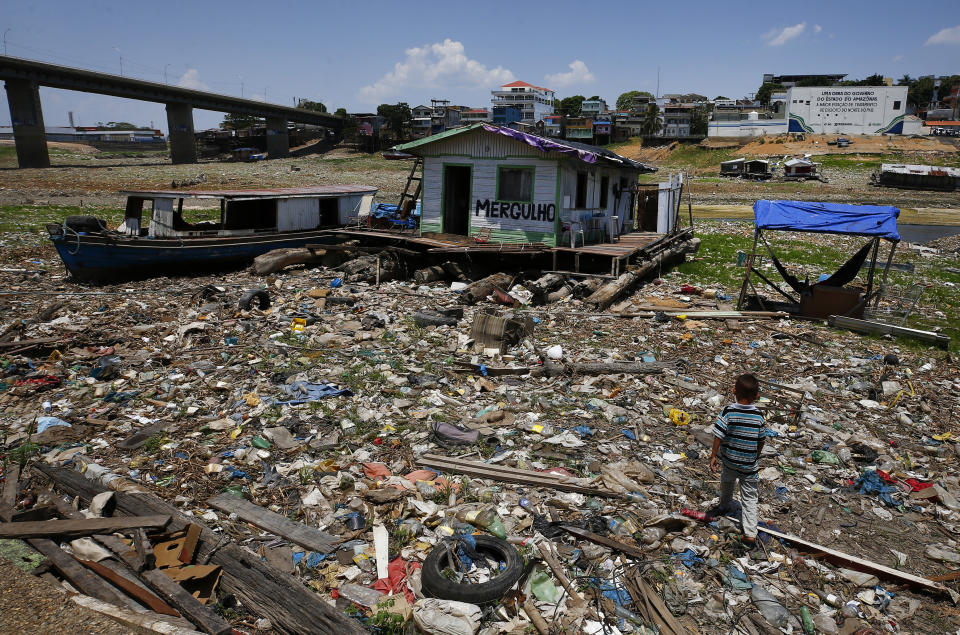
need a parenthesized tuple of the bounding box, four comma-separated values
(420, 536, 524, 604)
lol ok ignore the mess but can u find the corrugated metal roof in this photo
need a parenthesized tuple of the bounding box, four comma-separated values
(118, 185, 377, 199)
(880, 163, 960, 177)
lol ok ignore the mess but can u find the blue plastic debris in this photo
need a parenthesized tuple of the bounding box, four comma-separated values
(273, 380, 353, 405)
(330, 278, 343, 288)
(621, 429, 637, 440)
(675, 548, 705, 569)
(573, 425, 593, 437)
(855, 470, 898, 507)
(37, 416, 72, 433)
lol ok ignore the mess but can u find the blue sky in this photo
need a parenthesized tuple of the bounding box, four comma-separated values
(2, 0, 959, 132)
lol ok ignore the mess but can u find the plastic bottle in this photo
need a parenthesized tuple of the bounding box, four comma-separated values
(815, 591, 842, 608)
(751, 585, 789, 629)
(475, 508, 506, 539)
(520, 421, 555, 436)
(415, 480, 437, 497)
(641, 527, 666, 545)
(681, 508, 716, 523)
(624, 492, 647, 503)
(608, 517, 632, 536)
(800, 606, 815, 635)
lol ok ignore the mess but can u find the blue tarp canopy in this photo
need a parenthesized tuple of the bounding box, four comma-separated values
(754, 200, 900, 241)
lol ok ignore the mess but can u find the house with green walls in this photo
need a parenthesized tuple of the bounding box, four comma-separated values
(394, 123, 656, 247)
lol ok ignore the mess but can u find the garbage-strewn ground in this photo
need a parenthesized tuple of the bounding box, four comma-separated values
(2, 142, 960, 634)
(1, 214, 960, 633)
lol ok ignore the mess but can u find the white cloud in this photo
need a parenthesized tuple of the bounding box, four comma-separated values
(813, 24, 822, 34)
(544, 60, 595, 89)
(177, 69, 208, 91)
(358, 39, 514, 103)
(764, 22, 806, 46)
(926, 24, 960, 45)
(893, 54, 904, 62)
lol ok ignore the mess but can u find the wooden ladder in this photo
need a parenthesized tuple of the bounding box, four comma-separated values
(397, 157, 423, 216)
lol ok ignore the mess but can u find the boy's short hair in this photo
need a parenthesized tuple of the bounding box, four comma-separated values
(735, 373, 759, 400)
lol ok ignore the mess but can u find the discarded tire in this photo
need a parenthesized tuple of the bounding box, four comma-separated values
(420, 536, 524, 604)
(413, 310, 459, 327)
(238, 289, 271, 311)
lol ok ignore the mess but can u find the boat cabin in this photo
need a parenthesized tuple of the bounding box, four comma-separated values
(116, 186, 377, 239)
(393, 123, 657, 247)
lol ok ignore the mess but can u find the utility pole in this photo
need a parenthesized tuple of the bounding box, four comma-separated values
(656, 66, 660, 100)
(3, 29, 10, 56)
(113, 47, 123, 76)
(238, 76, 243, 98)
(164, 64, 170, 84)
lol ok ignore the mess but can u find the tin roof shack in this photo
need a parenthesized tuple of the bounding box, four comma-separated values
(783, 157, 822, 181)
(872, 163, 960, 192)
(394, 123, 655, 246)
(720, 158, 772, 179)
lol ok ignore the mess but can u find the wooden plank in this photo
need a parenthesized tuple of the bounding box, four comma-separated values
(750, 522, 948, 595)
(206, 494, 339, 554)
(179, 523, 202, 565)
(28, 538, 138, 609)
(0, 515, 170, 539)
(70, 594, 205, 635)
(37, 464, 367, 635)
(79, 558, 178, 616)
(142, 569, 233, 635)
(830, 315, 950, 349)
(1, 464, 20, 513)
(418, 455, 613, 497)
(561, 525, 647, 559)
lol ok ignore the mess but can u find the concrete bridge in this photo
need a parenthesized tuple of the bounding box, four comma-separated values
(0, 55, 343, 168)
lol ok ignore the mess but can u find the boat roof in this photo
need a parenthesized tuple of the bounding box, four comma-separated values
(119, 185, 378, 200)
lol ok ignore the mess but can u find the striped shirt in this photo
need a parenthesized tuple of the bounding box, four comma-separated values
(714, 403, 766, 474)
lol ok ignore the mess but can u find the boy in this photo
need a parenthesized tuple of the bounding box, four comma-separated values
(709, 373, 765, 545)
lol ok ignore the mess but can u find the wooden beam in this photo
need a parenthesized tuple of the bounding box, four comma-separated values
(79, 558, 178, 617)
(35, 464, 368, 635)
(0, 515, 170, 540)
(206, 493, 339, 554)
(560, 525, 647, 559)
(141, 569, 233, 635)
(751, 522, 949, 596)
(829, 315, 950, 349)
(70, 594, 205, 635)
(418, 455, 612, 497)
(28, 538, 137, 609)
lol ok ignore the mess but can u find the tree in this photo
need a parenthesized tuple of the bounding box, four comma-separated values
(616, 90, 654, 111)
(220, 113, 263, 130)
(334, 107, 349, 118)
(908, 77, 935, 107)
(714, 95, 730, 101)
(641, 103, 661, 136)
(297, 99, 327, 113)
(377, 102, 412, 138)
(690, 104, 710, 136)
(96, 121, 138, 129)
(858, 74, 887, 86)
(755, 82, 785, 105)
(796, 77, 832, 87)
(588, 95, 602, 101)
(557, 95, 585, 117)
(897, 75, 913, 86)
(333, 108, 357, 142)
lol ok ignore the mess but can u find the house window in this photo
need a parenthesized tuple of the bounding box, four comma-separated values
(575, 172, 588, 208)
(599, 176, 609, 208)
(497, 167, 534, 202)
(893, 100, 901, 110)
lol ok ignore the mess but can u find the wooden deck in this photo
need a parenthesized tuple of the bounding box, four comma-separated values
(329, 226, 691, 276)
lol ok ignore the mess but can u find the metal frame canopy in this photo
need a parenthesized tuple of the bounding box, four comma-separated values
(737, 200, 901, 315)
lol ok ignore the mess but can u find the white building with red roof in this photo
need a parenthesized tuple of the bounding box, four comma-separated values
(490, 80, 555, 125)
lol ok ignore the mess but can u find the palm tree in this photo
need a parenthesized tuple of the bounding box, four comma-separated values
(641, 104, 662, 137)
(897, 74, 913, 87)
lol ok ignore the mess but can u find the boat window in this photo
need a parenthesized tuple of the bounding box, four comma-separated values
(177, 202, 223, 230)
(223, 199, 277, 231)
(120, 197, 149, 236)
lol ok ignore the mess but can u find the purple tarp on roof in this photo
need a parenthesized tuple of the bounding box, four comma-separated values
(481, 123, 597, 163)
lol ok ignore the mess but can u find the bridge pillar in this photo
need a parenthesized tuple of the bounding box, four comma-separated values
(266, 116, 289, 158)
(165, 103, 197, 164)
(4, 79, 50, 168)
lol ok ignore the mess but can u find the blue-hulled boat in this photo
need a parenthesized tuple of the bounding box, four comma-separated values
(46, 185, 377, 282)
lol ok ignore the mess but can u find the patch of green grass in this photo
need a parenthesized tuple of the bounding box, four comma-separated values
(0, 205, 124, 233)
(660, 146, 738, 170)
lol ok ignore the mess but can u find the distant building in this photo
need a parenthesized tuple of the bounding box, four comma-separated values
(543, 115, 564, 138)
(492, 105, 524, 126)
(581, 99, 608, 118)
(491, 80, 555, 124)
(0, 125, 163, 143)
(565, 117, 593, 142)
(461, 109, 491, 124)
(661, 104, 693, 137)
(762, 73, 847, 88)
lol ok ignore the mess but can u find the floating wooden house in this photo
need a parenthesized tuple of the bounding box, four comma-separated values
(871, 163, 960, 192)
(393, 123, 657, 247)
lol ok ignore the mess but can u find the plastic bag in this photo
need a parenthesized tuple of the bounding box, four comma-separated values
(413, 598, 482, 635)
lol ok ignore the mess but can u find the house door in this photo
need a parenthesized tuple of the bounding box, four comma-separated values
(442, 165, 471, 235)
